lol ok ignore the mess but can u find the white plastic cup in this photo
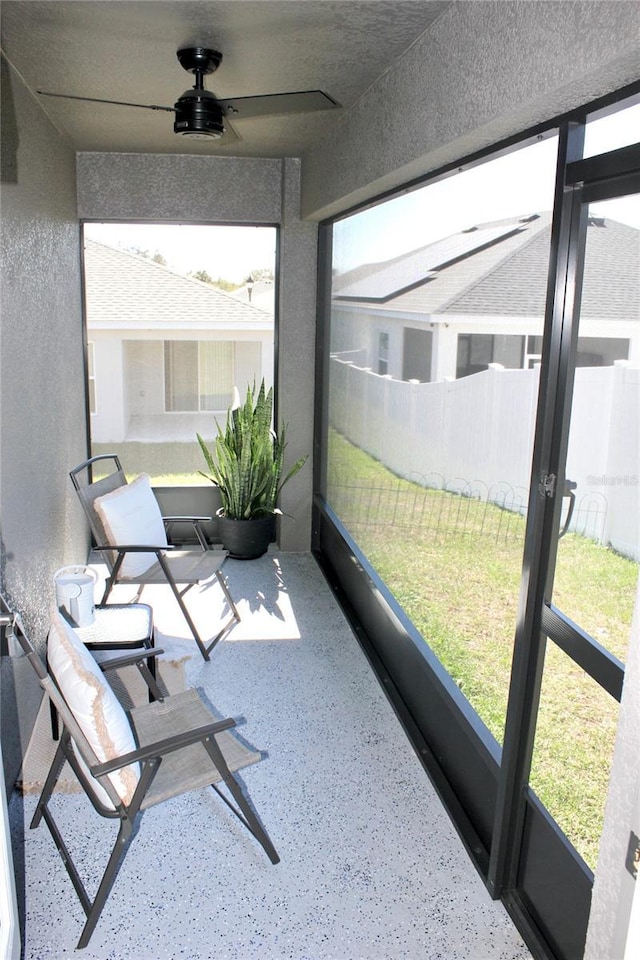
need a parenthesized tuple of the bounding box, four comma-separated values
(54, 566, 97, 627)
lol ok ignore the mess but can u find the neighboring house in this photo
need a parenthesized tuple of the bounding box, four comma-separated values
(332, 213, 640, 381)
(84, 240, 274, 443)
(230, 276, 276, 315)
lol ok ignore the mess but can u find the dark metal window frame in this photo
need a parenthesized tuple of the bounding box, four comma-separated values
(490, 124, 639, 896)
(79, 219, 281, 460)
(313, 84, 640, 960)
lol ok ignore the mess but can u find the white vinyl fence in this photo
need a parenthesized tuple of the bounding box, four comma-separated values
(329, 358, 640, 561)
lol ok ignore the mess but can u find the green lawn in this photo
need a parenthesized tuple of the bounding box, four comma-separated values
(327, 430, 638, 870)
(92, 442, 211, 485)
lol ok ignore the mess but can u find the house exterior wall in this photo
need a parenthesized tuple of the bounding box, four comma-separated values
(90, 335, 126, 441)
(331, 304, 636, 382)
(125, 339, 164, 422)
(330, 305, 416, 379)
(1, 64, 88, 618)
(0, 57, 88, 789)
(236, 341, 266, 400)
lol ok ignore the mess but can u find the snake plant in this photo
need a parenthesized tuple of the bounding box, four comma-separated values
(197, 380, 307, 520)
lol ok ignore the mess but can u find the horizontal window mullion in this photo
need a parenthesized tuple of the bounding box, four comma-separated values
(541, 603, 624, 701)
(566, 141, 640, 187)
(579, 170, 640, 204)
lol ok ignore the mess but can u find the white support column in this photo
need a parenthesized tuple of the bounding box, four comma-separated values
(431, 325, 458, 382)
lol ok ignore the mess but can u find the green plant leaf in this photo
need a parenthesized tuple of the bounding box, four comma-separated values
(197, 378, 307, 520)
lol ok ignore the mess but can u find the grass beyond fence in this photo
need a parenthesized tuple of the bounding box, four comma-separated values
(92, 442, 209, 485)
(327, 430, 638, 870)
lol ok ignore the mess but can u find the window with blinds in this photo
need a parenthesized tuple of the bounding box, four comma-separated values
(164, 341, 234, 412)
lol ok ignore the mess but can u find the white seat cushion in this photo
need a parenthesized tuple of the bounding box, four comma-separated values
(94, 473, 168, 578)
(47, 606, 140, 808)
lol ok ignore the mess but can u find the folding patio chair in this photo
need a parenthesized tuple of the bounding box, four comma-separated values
(70, 454, 240, 661)
(48, 602, 157, 740)
(14, 605, 279, 949)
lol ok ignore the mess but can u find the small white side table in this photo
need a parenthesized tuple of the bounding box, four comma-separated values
(73, 603, 154, 656)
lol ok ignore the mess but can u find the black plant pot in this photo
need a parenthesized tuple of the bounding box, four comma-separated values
(216, 511, 275, 560)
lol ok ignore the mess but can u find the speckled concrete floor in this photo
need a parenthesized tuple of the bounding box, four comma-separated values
(11, 552, 532, 960)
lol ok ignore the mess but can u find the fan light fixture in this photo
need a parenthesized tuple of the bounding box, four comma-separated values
(173, 89, 225, 139)
(173, 47, 225, 139)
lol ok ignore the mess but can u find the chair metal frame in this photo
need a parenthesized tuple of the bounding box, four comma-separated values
(70, 454, 240, 661)
(12, 614, 280, 950)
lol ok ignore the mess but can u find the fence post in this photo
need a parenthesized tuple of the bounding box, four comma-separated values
(487, 363, 505, 494)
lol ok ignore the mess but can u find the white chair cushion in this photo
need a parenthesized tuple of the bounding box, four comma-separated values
(47, 606, 140, 808)
(94, 473, 167, 578)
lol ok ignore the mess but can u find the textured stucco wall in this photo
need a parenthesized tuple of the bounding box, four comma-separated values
(76, 152, 282, 223)
(277, 159, 317, 550)
(76, 152, 317, 550)
(301, 0, 640, 219)
(1, 56, 87, 789)
(1, 58, 87, 635)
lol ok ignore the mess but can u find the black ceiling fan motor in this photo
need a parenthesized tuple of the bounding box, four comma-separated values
(173, 88, 225, 138)
(173, 47, 225, 139)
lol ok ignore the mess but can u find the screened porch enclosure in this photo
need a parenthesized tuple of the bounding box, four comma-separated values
(90, 338, 264, 443)
(315, 95, 640, 960)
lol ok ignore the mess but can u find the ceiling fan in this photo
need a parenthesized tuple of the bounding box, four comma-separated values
(37, 46, 341, 142)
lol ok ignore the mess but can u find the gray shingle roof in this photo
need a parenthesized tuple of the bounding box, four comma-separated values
(444, 216, 639, 320)
(333, 213, 639, 321)
(84, 240, 272, 328)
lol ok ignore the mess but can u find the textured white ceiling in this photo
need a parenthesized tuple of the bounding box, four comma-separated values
(0, 0, 451, 157)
